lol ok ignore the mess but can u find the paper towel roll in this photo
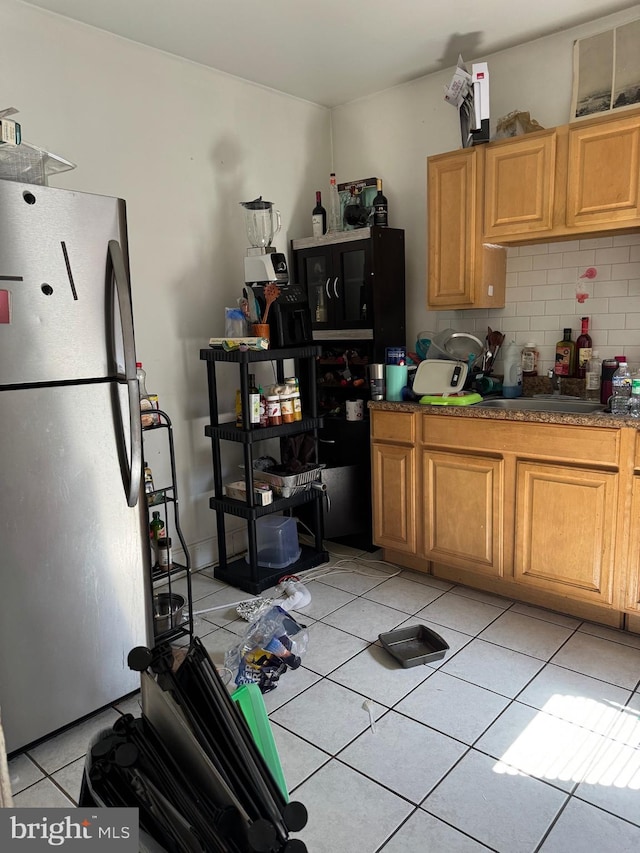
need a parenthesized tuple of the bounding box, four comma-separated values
(385, 365, 408, 401)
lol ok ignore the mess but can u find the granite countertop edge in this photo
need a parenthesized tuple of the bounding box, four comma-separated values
(368, 400, 639, 429)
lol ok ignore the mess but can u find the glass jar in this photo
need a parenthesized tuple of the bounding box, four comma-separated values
(521, 343, 538, 377)
(266, 395, 282, 426)
(156, 536, 172, 571)
(280, 393, 295, 424)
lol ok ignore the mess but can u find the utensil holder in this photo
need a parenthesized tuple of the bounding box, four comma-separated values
(252, 323, 270, 340)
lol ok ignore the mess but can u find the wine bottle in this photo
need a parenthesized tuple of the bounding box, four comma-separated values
(312, 191, 326, 237)
(327, 172, 342, 233)
(575, 316, 592, 379)
(372, 178, 388, 226)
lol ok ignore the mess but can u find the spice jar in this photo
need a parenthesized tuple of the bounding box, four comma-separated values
(280, 393, 295, 423)
(521, 343, 538, 377)
(156, 536, 172, 571)
(284, 378, 302, 421)
(266, 394, 282, 426)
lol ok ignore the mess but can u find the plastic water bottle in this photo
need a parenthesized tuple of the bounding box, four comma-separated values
(502, 341, 523, 398)
(610, 356, 631, 415)
(628, 369, 640, 418)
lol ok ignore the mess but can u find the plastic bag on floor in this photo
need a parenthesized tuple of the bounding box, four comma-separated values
(225, 605, 309, 693)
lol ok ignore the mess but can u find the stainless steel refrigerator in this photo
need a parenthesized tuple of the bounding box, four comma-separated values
(0, 179, 152, 753)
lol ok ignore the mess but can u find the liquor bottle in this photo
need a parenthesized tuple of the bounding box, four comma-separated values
(312, 191, 326, 237)
(584, 351, 602, 401)
(327, 172, 342, 233)
(372, 178, 388, 227)
(554, 328, 576, 377)
(136, 361, 154, 427)
(575, 317, 593, 379)
(248, 374, 260, 426)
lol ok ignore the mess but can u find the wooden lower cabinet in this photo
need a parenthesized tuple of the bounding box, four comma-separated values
(371, 410, 417, 555)
(514, 460, 617, 605)
(370, 410, 640, 627)
(422, 449, 504, 577)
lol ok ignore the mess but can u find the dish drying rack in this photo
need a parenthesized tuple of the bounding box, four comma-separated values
(253, 464, 326, 499)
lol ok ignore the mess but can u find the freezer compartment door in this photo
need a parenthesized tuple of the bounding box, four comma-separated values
(0, 180, 132, 385)
(0, 383, 151, 753)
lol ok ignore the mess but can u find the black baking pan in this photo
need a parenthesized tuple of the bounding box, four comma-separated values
(378, 625, 449, 667)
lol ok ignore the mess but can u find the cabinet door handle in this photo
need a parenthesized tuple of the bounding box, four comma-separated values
(319, 439, 336, 444)
(325, 277, 331, 299)
(333, 277, 339, 298)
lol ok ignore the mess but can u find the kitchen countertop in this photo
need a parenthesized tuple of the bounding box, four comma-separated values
(368, 399, 640, 429)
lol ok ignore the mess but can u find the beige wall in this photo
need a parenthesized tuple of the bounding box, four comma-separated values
(0, 0, 331, 567)
(330, 4, 640, 371)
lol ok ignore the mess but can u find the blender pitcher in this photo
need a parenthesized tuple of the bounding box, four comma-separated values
(240, 197, 281, 248)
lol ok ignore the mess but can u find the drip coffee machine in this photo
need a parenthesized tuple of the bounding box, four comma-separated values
(240, 196, 312, 347)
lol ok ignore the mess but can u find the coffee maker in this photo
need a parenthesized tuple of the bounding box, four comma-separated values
(240, 197, 312, 347)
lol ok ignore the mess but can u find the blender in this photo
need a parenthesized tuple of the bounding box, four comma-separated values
(240, 197, 289, 285)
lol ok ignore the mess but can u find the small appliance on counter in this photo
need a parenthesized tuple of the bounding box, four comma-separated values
(240, 196, 312, 346)
(412, 359, 482, 406)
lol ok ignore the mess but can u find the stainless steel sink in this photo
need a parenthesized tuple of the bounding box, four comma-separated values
(474, 396, 605, 414)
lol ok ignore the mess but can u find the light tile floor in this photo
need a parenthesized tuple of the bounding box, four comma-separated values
(8, 544, 640, 852)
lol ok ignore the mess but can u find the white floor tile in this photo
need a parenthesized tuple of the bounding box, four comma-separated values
(302, 622, 369, 676)
(270, 679, 383, 754)
(539, 796, 640, 851)
(26, 708, 120, 775)
(440, 638, 545, 699)
(270, 723, 329, 791)
(322, 597, 408, 642)
(550, 632, 640, 690)
(198, 625, 241, 667)
(290, 759, 412, 853)
(313, 564, 395, 595)
(364, 576, 447, 613)
(339, 710, 468, 803)
(395, 670, 511, 744)
(449, 585, 513, 609)
(329, 643, 434, 708)
(51, 757, 85, 804)
(423, 749, 567, 852)
(293, 580, 356, 620)
(9, 754, 43, 795)
(193, 586, 256, 627)
(578, 621, 640, 649)
(380, 809, 493, 852)
(475, 701, 611, 792)
(416, 592, 505, 635)
(398, 570, 454, 592)
(517, 664, 635, 741)
(479, 610, 577, 660)
(509, 602, 582, 629)
(12, 778, 75, 808)
(573, 739, 640, 827)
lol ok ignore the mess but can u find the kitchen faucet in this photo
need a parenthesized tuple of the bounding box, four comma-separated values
(547, 368, 562, 395)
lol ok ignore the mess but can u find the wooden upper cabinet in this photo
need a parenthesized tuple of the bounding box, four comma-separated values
(481, 107, 640, 243)
(427, 148, 506, 310)
(483, 130, 557, 239)
(566, 113, 640, 229)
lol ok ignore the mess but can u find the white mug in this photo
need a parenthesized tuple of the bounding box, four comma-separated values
(346, 399, 364, 421)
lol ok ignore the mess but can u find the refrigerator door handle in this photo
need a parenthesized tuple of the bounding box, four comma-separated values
(109, 239, 142, 508)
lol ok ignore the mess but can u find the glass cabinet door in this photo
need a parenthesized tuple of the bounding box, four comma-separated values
(300, 251, 331, 327)
(333, 243, 370, 327)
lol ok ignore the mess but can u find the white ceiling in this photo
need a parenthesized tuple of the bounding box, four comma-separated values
(23, 0, 640, 107)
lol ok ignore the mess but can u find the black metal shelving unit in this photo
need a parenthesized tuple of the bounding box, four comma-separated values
(143, 409, 193, 642)
(200, 344, 330, 594)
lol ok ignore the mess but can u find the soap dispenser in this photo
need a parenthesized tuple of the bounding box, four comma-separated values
(502, 341, 523, 398)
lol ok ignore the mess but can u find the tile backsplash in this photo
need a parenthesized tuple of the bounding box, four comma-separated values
(441, 233, 640, 375)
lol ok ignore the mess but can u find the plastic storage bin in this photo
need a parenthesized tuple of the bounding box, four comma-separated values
(246, 516, 301, 569)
